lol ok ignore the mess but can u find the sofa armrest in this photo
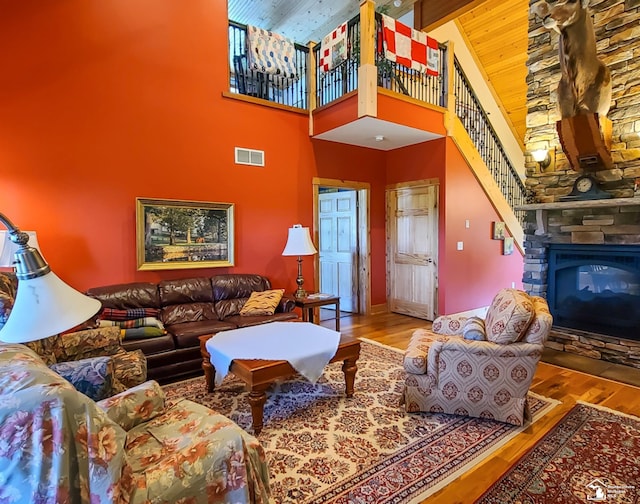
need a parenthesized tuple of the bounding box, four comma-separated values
(50, 356, 114, 401)
(97, 380, 166, 430)
(403, 329, 446, 374)
(277, 295, 296, 313)
(57, 326, 123, 361)
(431, 315, 468, 335)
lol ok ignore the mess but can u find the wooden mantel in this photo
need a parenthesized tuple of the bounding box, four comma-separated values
(515, 197, 640, 211)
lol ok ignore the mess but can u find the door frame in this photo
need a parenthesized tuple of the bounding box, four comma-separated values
(312, 177, 371, 315)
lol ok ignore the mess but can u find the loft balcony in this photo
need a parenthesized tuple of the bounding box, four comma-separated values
(310, 2, 449, 151)
(227, 0, 450, 150)
(226, 0, 529, 248)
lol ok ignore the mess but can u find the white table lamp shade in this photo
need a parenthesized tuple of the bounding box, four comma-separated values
(0, 271, 102, 343)
(0, 231, 40, 267)
(282, 225, 317, 256)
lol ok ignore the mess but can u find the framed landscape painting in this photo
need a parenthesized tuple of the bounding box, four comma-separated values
(136, 198, 234, 270)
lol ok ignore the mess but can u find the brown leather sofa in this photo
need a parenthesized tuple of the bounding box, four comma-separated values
(87, 274, 298, 383)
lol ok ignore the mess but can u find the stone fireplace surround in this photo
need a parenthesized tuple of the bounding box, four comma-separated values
(518, 198, 640, 369)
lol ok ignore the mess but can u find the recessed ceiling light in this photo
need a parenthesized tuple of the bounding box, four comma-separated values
(394, 0, 402, 7)
(375, 135, 385, 142)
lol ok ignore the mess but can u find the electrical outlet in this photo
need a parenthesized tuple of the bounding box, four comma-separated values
(457, 241, 464, 251)
(511, 282, 516, 288)
(465, 219, 470, 229)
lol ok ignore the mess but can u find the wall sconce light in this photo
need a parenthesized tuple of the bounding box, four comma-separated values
(531, 148, 555, 171)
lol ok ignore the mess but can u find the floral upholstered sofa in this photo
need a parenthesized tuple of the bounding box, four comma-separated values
(403, 288, 553, 426)
(0, 342, 270, 503)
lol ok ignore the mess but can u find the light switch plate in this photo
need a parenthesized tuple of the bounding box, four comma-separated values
(457, 241, 464, 251)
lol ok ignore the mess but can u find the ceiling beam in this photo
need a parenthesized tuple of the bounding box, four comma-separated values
(414, 0, 489, 31)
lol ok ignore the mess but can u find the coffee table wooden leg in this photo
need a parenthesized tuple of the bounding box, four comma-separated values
(203, 361, 215, 393)
(247, 385, 269, 434)
(342, 357, 358, 397)
(199, 335, 216, 393)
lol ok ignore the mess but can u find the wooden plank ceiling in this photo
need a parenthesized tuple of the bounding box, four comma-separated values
(418, 0, 530, 146)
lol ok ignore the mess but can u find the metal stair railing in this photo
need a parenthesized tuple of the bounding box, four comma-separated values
(453, 57, 530, 225)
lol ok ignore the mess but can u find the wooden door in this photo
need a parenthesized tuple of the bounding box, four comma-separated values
(318, 190, 358, 313)
(387, 183, 438, 320)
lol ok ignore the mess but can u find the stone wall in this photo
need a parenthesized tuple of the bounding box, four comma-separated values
(525, 0, 640, 202)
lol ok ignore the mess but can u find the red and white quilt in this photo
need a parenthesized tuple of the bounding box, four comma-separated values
(380, 14, 439, 76)
(319, 22, 348, 73)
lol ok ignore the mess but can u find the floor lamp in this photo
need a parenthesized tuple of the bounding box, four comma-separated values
(0, 230, 41, 267)
(282, 224, 317, 299)
(0, 212, 101, 344)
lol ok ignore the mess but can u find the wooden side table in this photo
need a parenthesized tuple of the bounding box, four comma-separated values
(294, 294, 341, 331)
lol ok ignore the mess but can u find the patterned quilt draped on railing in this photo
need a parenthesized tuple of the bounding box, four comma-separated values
(228, 21, 309, 109)
(313, 13, 447, 108)
(453, 58, 530, 225)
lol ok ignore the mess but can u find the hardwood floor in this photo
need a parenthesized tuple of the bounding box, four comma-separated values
(322, 311, 640, 504)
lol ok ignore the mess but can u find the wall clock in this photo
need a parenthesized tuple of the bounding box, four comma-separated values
(560, 174, 612, 201)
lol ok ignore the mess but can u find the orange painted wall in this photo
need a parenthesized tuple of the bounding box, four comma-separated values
(313, 95, 359, 136)
(441, 138, 524, 312)
(1, 0, 521, 314)
(0, 0, 391, 300)
(386, 138, 524, 314)
(311, 140, 388, 305)
(377, 93, 447, 136)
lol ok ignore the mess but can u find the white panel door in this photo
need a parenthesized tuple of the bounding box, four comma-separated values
(319, 190, 358, 313)
(387, 184, 438, 320)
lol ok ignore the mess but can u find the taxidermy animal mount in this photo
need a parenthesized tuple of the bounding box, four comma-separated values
(532, 0, 613, 173)
(532, 0, 612, 119)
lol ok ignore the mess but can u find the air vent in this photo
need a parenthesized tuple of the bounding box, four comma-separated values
(235, 147, 265, 167)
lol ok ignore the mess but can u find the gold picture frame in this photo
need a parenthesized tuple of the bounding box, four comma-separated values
(136, 198, 234, 271)
(492, 221, 505, 240)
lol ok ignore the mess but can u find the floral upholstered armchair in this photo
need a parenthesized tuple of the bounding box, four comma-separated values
(0, 271, 146, 400)
(403, 289, 552, 426)
(25, 326, 147, 400)
(0, 343, 271, 503)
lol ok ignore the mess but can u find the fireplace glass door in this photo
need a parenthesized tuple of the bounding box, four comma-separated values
(548, 244, 640, 339)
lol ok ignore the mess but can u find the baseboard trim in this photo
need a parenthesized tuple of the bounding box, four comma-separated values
(445, 306, 489, 319)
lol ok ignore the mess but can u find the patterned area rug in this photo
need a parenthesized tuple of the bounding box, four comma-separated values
(478, 402, 640, 503)
(163, 339, 558, 504)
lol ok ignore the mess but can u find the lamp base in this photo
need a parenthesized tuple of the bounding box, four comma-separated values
(294, 256, 307, 299)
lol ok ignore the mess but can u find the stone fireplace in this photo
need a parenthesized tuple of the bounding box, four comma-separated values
(518, 198, 640, 368)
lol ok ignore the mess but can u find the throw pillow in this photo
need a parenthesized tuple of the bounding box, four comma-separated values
(240, 289, 285, 316)
(521, 296, 553, 345)
(462, 316, 486, 341)
(484, 288, 535, 345)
